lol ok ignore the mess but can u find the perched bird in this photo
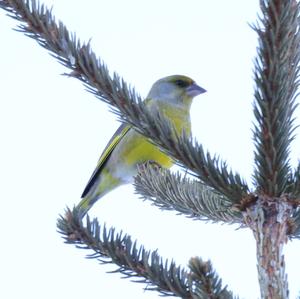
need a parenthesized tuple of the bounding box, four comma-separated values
(77, 75, 206, 215)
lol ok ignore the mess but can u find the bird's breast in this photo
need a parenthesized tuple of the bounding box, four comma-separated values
(108, 104, 191, 182)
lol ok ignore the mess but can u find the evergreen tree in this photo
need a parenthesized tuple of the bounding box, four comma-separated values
(1, 0, 300, 298)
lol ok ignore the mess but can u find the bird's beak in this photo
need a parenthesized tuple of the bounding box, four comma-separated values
(186, 83, 206, 97)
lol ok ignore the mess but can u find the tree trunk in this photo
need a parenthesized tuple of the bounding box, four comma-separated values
(243, 196, 292, 298)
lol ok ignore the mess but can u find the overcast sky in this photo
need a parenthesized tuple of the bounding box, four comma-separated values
(1, 1, 300, 298)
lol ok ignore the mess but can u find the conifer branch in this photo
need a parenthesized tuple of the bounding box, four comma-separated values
(188, 257, 238, 299)
(134, 164, 242, 223)
(0, 0, 249, 202)
(293, 161, 300, 189)
(252, 0, 300, 196)
(290, 207, 300, 238)
(244, 1, 300, 296)
(57, 208, 237, 298)
(286, 160, 300, 197)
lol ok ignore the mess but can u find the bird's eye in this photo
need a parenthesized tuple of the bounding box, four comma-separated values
(175, 79, 189, 88)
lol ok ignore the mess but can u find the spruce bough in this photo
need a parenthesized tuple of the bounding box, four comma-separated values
(1, 0, 300, 297)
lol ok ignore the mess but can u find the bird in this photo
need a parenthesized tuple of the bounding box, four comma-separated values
(77, 75, 206, 215)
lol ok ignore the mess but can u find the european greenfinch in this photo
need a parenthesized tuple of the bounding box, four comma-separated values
(78, 75, 206, 214)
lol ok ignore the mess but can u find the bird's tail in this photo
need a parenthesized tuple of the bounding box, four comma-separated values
(76, 194, 97, 217)
(76, 173, 121, 217)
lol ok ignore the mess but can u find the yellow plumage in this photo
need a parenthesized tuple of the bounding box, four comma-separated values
(78, 75, 206, 214)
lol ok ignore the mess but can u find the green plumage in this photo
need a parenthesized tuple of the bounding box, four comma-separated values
(78, 75, 206, 214)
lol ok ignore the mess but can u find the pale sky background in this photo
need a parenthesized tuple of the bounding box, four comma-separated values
(1, 1, 300, 298)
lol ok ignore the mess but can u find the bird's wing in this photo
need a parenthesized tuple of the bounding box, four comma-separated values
(81, 123, 131, 197)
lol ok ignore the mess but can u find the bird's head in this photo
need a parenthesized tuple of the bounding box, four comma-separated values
(147, 75, 206, 107)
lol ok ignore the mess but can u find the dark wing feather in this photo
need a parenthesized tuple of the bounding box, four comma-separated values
(81, 123, 131, 197)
